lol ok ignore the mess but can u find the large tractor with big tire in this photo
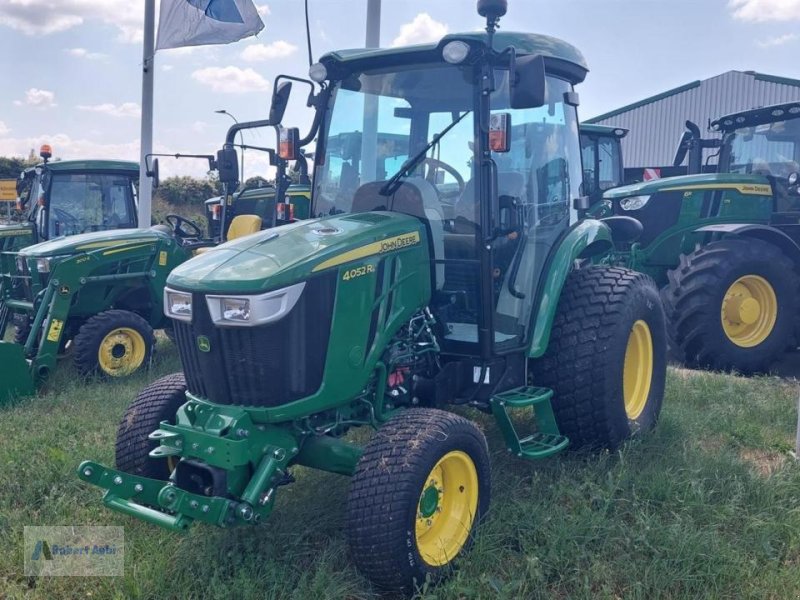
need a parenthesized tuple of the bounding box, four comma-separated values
(79, 0, 667, 591)
(602, 101, 800, 373)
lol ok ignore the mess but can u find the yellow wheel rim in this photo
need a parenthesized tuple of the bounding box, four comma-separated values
(720, 275, 777, 348)
(97, 327, 147, 377)
(415, 450, 479, 567)
(623, 320, 654, 420)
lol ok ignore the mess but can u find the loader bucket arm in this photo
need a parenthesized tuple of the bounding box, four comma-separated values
(0, 237, 172, 403)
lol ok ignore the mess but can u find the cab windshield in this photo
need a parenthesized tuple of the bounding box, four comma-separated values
(314, 61, 582, 350)
(724, 117, 800, 179)
(45, 172, 137, 237)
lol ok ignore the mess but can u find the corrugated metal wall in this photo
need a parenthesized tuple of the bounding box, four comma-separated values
(586, 71, 800, 169)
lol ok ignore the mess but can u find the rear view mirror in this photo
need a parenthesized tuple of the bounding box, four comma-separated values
(510, 54, 546, 109)
(269, 81, 293, 124)
(146, 157, 160, 189)
(216, 148, 240, 185)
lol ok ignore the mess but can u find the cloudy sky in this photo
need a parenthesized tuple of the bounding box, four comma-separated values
(0, 0, 798, 178)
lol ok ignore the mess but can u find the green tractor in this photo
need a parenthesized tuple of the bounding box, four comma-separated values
(0, 147, 139, 254)
(0, 94, 303, 401)
(79, 0, 666, 591)
(602, 101, 800, 373)
(580, 123, 628, 204)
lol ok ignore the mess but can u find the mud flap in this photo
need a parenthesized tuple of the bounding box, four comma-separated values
(0, 341, 35, 403)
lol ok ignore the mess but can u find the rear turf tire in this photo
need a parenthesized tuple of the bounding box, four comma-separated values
(73, 309, 155, 377)
(115, 372, 187, 480)
(345, 408, 490, 591)
(530, 266, 667, 449)
(662, 238, 798, 374)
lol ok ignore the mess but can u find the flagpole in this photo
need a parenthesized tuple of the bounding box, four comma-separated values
(360, 0, 380, 182)
(138, 0, 156, 229)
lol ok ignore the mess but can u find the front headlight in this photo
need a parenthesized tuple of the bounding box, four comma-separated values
(206, 282, 306, 327)
(164, 288, 192, 321)
(619, 195, 651, 211)
(34, 254, 69, 273)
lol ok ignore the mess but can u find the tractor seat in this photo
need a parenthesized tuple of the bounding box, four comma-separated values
(195, 214, 262, 255)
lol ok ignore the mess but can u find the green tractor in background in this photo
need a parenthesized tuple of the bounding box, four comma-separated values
(0, 89, 304, 401)
(580, 123, 628, 204)
(0, 146, 140, 255)
(602, 101, 800, 373)
(80, 0, 667, 591)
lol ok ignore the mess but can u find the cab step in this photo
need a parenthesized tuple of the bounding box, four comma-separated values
(490, 386, 569, 459)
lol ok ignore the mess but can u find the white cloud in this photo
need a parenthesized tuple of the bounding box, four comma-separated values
(757, 32, 799, 46)
(0, 0, 143, 42)
(241, 40, 297, 62)
(77, 102, 142, 118)
(729, 0, 800, 21)
(15, 88, 57, 109)
(191, 121, 208, 133)
(0, 121, 10, 136)
(0, 132, 141, 163)
(256, 4, 271, 18)
(161, 64, 175, 72)
(391, 13, 448, 47)
(65, 47, 108, 60)
(191, 66, 270, 94)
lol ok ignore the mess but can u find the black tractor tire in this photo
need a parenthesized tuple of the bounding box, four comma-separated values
(13, 318, 31, 346)
(530, 266, 667, 449)
(662, 238, 798, 374)
(345, 408, 491, 591)
(73, 309, 155, 378)
(116, 372, 187, 480)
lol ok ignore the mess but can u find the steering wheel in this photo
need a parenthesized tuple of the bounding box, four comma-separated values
(422, 157, 465, 197)
(166, 214, 203, 239)
(51, 207, 80, 233)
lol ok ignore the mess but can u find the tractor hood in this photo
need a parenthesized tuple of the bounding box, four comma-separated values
(167, 211, 426, 294)
(19, 227, 172, 258)
(604, 172, 772, 200)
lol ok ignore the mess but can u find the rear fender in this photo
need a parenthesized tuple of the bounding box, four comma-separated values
(694, 223, 800, 265)
(527, 220, 613, 358)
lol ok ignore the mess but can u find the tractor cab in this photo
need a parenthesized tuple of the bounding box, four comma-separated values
(580, 124, 627, 203)
(310, 29, 588, 357)
(712, 103, 800, 213)
(15, 149, 139, 243)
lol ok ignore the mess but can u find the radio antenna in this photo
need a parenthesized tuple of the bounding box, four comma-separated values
(304, 0, 313, 66)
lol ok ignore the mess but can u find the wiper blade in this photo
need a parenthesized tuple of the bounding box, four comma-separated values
(379, 111, 470, 197)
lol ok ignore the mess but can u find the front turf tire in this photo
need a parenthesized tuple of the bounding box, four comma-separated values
(530, 266, 667, 449)
(662, 238, 798, 374)
(116, 372, 187, 480)
(345, 408, 490, 591)
(73, 309, 155, 377)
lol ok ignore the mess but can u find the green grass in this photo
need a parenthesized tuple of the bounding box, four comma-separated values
(2, 346, 800, 599)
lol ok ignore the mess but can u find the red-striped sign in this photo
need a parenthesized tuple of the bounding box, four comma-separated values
(643, 168, 661, 181)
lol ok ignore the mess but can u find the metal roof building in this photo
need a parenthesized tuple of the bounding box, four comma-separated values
(585, 70, 800, 170)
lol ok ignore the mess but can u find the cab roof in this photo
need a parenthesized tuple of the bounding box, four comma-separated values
(711, 101, 800, 132)
(321, 31, 588, 84)
(37, 159, 139, 173)
(580, 123, 629, 138)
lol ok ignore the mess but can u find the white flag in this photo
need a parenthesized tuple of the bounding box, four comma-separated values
(156, 0, 265, 51)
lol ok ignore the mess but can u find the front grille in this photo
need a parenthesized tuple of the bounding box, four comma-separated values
(619, 190, 684, 247)
(173, 272, 337, 407)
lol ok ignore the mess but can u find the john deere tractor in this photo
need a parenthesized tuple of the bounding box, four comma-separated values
(79, 0, 666, 591)
(602, 101, 800, 373)
(0, 147, 139, 254)
(0, 92, 304, 401)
